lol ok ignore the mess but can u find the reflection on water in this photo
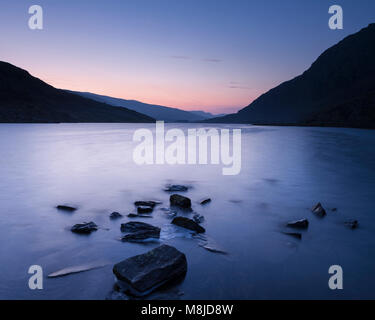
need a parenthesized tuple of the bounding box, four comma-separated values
(0, 123, 374, 299)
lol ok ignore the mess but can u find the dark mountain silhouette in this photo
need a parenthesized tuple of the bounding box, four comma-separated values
(0, 61, 154, 123)
(68, 91, 219, 122)
(208, 24, 375, 128)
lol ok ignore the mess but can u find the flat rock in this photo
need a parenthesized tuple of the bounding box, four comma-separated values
(120, 222, 160, 242)
(56, 205, 77, 212)
(283, 232, 302, 239)
(137, 206, 153, 214)
(170, 194, 192, 209)
(127, 213, 152, 218)
(172, 216, 205, 233)
(287, 218, 309, 229)
(71, 222, 98, 234)
(311, 202, 326, 217)
(134, 201, 160, 208)
(164, 184, 189, 192)
(121, 222, 158, 233)
(200, 198, 211, 205)
(113, 244, 187, 296)
(110, 212, 123, 219)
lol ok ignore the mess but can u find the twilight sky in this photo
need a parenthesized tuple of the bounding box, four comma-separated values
(1, 0, 375, 113)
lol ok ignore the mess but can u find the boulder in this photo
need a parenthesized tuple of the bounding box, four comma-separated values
(311, 202, 326, 217)
(110, 212, 123, 219)
(200, 198, 211, 205)
(113, 244, 187, 296)
(170, 194, 192, 209)
(287, 218, 309, 229)
(164, 184, 189, 192)
(172, 216, 205, 233)
(71, 222, 98, 234)
(56, 205, 77, 212)
(137, 206, 153, 214)
(120, 222, 160, 242)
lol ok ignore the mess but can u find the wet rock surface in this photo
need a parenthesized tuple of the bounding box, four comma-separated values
(134, 201, 160, 208)
(312, 202, 326, 217)
(287, 218, 309, 229)
(56, 205, 77, 212)
(170, 194, 192, 209)
(120, 222, 161, 242)
(137, 206, 153, 214)
(110, 212, 123, 219)
(172, 216, 205, 233)
(71, 222, 98, 234)
(164, 184, 189, 192)
(283, 232, 302, 239)
(113, 244, 187, 296)
(200, 198, 211, 205)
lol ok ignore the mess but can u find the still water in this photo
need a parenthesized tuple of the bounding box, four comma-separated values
(0, 123, 374, 299)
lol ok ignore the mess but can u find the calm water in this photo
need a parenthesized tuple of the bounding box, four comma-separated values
(0, 123, 374, 300)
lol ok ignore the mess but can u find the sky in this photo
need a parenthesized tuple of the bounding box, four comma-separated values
(1, 0, 375, 114)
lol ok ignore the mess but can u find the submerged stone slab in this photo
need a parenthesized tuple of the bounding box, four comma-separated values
(172, 216, 205, 233)
(113, 244, 187, 296)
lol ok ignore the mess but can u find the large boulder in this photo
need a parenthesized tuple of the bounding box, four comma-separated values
(172, 216, 205, 233)
(71, 222, 98, 234)
(170, 194, 192, 209)
(113, 244, 187, 296)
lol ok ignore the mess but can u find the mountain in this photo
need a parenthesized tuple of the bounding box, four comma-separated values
(208, 23, 375, 128)
(0, 61, 154, 123)
(68, 91, 211, 122)
(189, 110, 227, 119)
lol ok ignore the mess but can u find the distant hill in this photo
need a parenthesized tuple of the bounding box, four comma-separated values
(0, 61, 154, 123)
(69, 91, 217, 122)
(208, 24, 375, 129)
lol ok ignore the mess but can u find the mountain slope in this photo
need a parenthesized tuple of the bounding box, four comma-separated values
(209, 23, 375, 128)
(69, 91, 210, 122)
(0, 62, 154, 123)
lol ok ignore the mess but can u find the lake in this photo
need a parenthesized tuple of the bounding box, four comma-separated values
(0, 123, 374, 299)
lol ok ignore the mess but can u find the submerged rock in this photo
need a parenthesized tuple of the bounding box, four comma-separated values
(193, 214, 205, 224)
(120, 222, 160, 242)
(200, 198, 211, 205)
(56, 205, 77, 212)
(71, 222, 98, 234)
(127, 213, 152, 218)
(172, 216, 205, 233)
(164, 184, 189, 192)
(110, 212, 123, 219)
(283, 232, 302, 239)
(170, 194, 192, 209)
(113, 244, 187, 296)
(345, 220, 359, 229)
(137, 206, 153, 214)
(287, 218, 309, 229)
(311, 202, 326, 217)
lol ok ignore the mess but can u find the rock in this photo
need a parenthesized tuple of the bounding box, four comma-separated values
(164, 184, 189, 192)
(110, 212, 123, 219)
(71, 222, 98, 234)
(200, 198, 211, 205)
(345, 220, 359, 229)
(137, 206, 153, 214)
(134, 201, 160, 208)
(56, 205, 77, 212)
(172, 216, 205, 233)
(287, 218, 309, 229)
(127, 213, 138, 218)
(193, 214, 205, 224)
(283, 232, 302, 239)
(170, 194, 192, 209)
(120, 222, 160, 242)
(311, 202, 326, 217)
(113, 244, 187, 296)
